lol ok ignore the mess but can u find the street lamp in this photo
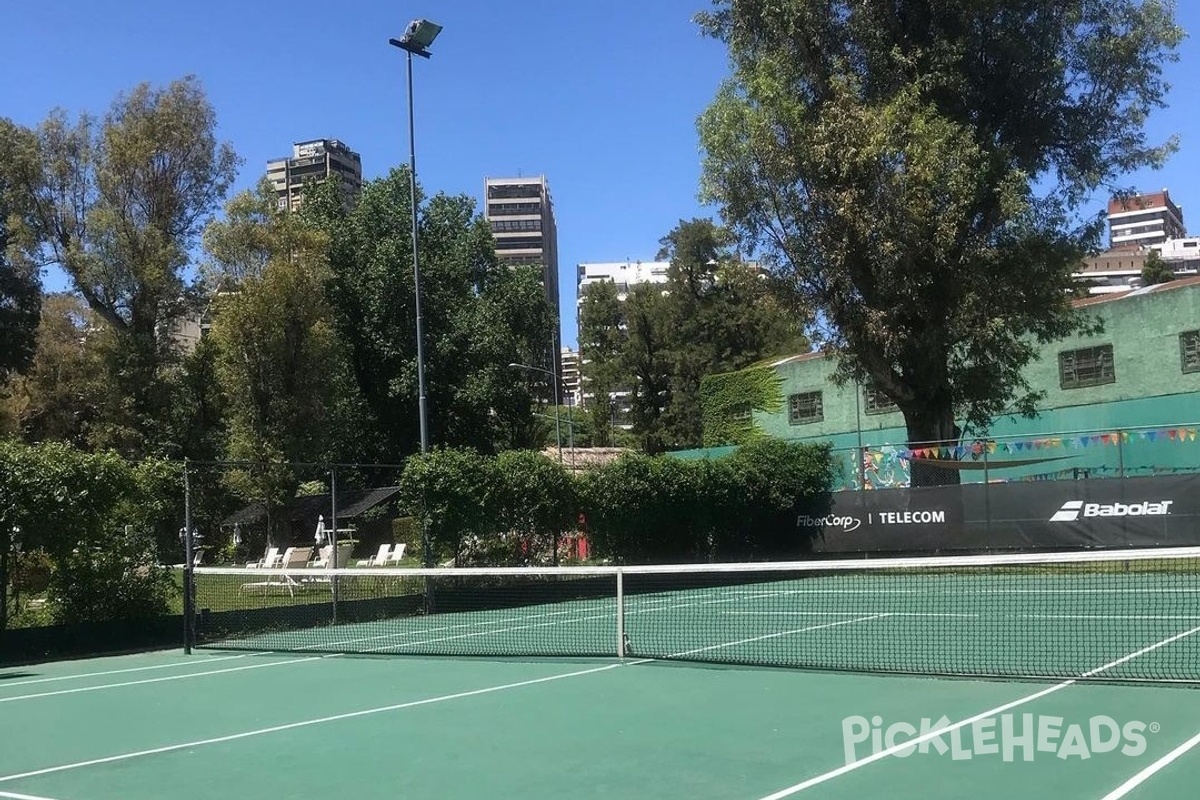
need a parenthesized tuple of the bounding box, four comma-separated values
(509, 362, 565, 465)
(390, 18, 443, 455)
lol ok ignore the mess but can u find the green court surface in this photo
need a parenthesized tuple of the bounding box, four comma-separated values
(2, 647, 1200, 799)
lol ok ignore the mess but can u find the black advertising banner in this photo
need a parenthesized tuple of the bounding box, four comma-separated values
(808, 475, 1200, 554)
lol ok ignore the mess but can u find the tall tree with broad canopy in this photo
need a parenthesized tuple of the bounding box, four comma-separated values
(696, 0, 1183, 484)
(299, 170, 555, 459)
(655, 218, 808, 448)
(1, 77, 239, 456)
(0, 153, 41, 381)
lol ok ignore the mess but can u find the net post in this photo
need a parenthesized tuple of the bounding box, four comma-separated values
(616, 567, 625, 660)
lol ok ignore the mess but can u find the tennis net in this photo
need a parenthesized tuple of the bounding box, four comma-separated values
(190, 547, 1200, 683)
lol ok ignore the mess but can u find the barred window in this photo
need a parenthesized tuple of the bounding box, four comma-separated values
(1182, 331, 1200, 374)
(864, 386, 897, 415)
(730, 403, 752, 422)
(1059, 345, 1115, 389)
(788, 392, 823, 425)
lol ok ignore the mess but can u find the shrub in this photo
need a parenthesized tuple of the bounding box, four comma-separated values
(48, 526, 177, 624)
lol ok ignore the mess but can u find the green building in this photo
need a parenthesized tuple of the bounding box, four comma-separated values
(686, 278, 1200, 488)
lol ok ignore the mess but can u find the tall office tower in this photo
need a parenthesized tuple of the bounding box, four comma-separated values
(484, 175, 561, 391)
(267, 139, 363, 212)
(1108, 190, 1185, 250)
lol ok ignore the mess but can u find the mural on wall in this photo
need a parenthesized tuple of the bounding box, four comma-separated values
(836, 426, 1200, 490)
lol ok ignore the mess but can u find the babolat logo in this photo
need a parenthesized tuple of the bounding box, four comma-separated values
(1050, 500, 1173, 522)
(797, 514, 862, 533)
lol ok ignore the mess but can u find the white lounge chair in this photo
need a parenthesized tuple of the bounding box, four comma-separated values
(356, 544, 392, 567)
(242, 546, 313, 596)
(383, 543, 407, 565)
(245, 547, 281, 569)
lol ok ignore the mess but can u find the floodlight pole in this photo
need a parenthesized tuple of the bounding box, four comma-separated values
(391, 20, 441, 573)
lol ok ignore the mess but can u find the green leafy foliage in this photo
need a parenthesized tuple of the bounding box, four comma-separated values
(580, 440, 833, 563)
(2, 77, 239, 457)
(493, 450, 576, 563)
(0, 441, 180, 627)
(300, 171, 554, 461)
(699, 364, 784, 447)
(47, 526, 176, 625)
(696, 0, 1182, 483)
(1141, 250, 1176, 286)
(578, 219, 806, 453)
(398, 448, 496, 565)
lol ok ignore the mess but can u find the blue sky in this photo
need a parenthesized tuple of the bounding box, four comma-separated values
(3, 1, 1199, 349)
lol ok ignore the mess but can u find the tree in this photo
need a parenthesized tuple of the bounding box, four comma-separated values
(301, 170, 552, 460)
(577, 279, 625, 447)
(621, 286, 673, 454)
(0, 170, 40, 381)
(2, 77, 239, 455)
(1141, 249, 1176, 286)
(206, 198, 355, 529)
(1, 294, 106, 444)
(655, 218, 807, 448)
(697, 1, 1182, 485)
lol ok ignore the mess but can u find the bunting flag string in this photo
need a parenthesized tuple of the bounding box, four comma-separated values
(878, 426, 1198, 462)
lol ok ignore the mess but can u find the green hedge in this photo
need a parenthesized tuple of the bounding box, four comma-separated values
(0, 441, 179, 629)
(398, 440, 834, 566)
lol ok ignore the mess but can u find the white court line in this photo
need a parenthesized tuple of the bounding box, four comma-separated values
(722, 611, 1200, 621)
(0, 661, 632, 785)
(0, 606, 895, 786)
(0, 654, 254, 689)
(752, 624, 1200, 799)
(726, 588, 1200, 595)
(665, 614, 891, 659)
(0, 656, 324, 703)
(1101, 729, 1200, 799)
(0, 791, 67, 800)
(715, 618, 979, 623)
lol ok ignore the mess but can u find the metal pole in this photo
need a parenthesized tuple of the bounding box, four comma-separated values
(408, 48, 430, 455)
(330, 467, 339, 622)
(183, 459, 194, 655)
(855, 383, 865, 490)
(567, 399, 576, 473)
(552, 363, 563, 465)
(407, 47, 434, 586)
(616, 569, 625, 659)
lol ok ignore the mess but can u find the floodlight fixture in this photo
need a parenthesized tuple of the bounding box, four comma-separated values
(390, 18, 442, 57)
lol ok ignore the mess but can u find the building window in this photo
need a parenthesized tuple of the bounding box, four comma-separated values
(788, 392, 823, 425)
(1182, 331, 1200, 374)
(730, 403, 752, 422)
(863, 386, 897, 415)
(1059, 344, 1115, 389)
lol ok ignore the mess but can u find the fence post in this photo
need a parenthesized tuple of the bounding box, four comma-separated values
(983, 443, 992, 537)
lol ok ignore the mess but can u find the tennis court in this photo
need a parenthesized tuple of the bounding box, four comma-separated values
(2, 548, 1199, 799)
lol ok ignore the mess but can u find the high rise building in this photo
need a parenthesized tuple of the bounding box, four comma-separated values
(560, 347, 581, 408)
(484, 175, 561, 388)
(267, 139, 362, 212)
(1108, 190, 1185, 250)
(576, 260, 670, 320)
